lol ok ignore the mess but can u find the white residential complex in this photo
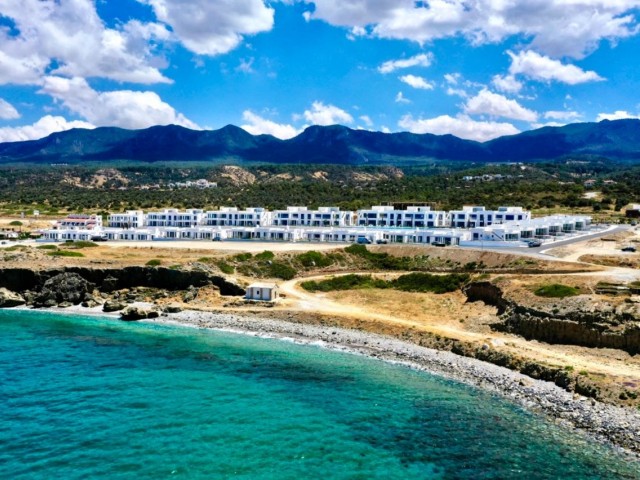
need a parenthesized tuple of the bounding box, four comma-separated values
(40, 204, 593, 248)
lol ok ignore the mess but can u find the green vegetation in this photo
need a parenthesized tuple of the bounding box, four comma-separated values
(145, 259, 162, 266)
(8, 220, 23, 226)
(265, 262, 297, 280)
(534, 284, 580, 298)
(254, 251, 275, 261)
(36, 245, 59, 250)
(233, 253, 253, 262)
(295, 250, 335, 268)
(301, 272, 469, 294)
(62, 240, 99, 249)
(216, 261, 235, 275)
(47, 250, 85, 257)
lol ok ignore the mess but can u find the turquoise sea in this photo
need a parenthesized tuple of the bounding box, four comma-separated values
(1, 310, 639, 479)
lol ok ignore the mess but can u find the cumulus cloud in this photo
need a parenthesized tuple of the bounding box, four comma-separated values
(240, 110, 299, 139)
(140, 0, 274, 56)
(0, 98, 20, 119)
(596, 110, 640, 121)
(544, 110, 581, 121)
(399, 74, 434, 90)
(0, 0, 171, 85)
(302, 101, 353, 126)
(40, 76, 198, 130)
(464, 89, 538, 122)
(359, 115, 374, 127)
(395, 91, 411, 104)
(491, 74, 523, 93)
(378, 53, 433, 74)
(506, 50, 605, 85)
(398, 114, 519, 142)
(303, 0, 639, 59)
(0, 115, 95, 143)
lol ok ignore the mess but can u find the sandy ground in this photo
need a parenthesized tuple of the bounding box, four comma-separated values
(101, 240, 348, 252)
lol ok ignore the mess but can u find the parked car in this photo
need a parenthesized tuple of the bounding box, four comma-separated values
(431, 241, 446, 247)
(621, 246, 637, 252)
(526, 240, 543, 248)
(376, 239, 388, 244)
(356, 237, 371, 245)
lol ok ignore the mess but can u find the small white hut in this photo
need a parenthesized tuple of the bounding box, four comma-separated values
(245, 283, 279, 302)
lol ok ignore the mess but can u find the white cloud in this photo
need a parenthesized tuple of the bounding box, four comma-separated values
(395, 91, 411, 104)
(446, 87, 468, 98)
(444, 73, 461, 85)
(0, 115, 95, 143)
(399, 74, 434, 90)
(378, 53, 433, 74)
(241, 110, 299, 139)
(303, 1, 640, 58)
(506, 50, 605, 85)
(0, 98, 20, 119)
(302, 101, 353, 126)
(596, 110, 640, 121)
(140, 0, 274, 56)
(40, 76, 198, 130)
(544, 110, 581, 121)
(359, 115, 374, 127)
(0, 0, 171, 85)
(491, 74, 523, 93)
(398, 113, 519, 142)
(464, 89, 538, 122)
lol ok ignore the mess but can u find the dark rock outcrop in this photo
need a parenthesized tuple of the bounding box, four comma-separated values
(33, 273, 94, 308)
(0, 287, 26, 308)
(0, 266, 245, 297)
(463, 281, 510, 314)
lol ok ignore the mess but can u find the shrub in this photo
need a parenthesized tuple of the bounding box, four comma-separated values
(62, 240, 99, 249)
(254, 251, 275, 261)
(534, 284, 580, 298)
(391, 272, 470, 294)
(146, 259, 162, 266)
(267, 262, 297, 280)
(301, 274, 387, 292)
(233, 252, 253, 262)
(47, 250, 84, 257)
(296, 250, 334, 268)
(8, 220, 22, 226)
(216, 261, 235, 275)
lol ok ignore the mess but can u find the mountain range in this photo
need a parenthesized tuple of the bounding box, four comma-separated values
(1, 119, 639, 165)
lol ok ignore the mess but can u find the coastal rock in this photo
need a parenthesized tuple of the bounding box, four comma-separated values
(0, 287, 26, 308)
(163, 303, 183, 314)
(120, 305, 160, 321)
(103, 299, 127, 312)
(183, 286, 198, 303)
(33, 272, 94, 307)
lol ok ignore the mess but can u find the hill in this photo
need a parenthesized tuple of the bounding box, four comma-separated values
(0, 119, 639, 165)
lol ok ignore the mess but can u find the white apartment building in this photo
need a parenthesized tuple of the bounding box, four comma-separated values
(55, 214, 102, 230)
(271, 206, 354, 227)
(146, 209, 204, 228)
(357, 206, 447, 228)
(204, 207, 271, 227)
(107, 210, 145, 229)
(470, 215, 591, 242)
(449, 206, 530, 228)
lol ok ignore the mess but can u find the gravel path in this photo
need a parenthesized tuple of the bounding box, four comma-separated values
(152, 310, 640, 457)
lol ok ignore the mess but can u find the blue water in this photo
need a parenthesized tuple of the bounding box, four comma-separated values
(1, 310, 638, 479)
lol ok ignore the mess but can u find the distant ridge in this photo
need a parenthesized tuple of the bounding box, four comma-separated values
(1, 119, 639, 165)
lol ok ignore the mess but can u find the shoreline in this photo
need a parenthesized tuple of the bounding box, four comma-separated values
(7, 304, 640, 458)
(149, 309, 640, 458)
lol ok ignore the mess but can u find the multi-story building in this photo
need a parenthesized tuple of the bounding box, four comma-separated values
(107, 210, 145, 229)
(55, 214, 102, 230)
(448, 206, 530, 228)
(357, 206, 447, 228)
(204, 207, 271, 227)
(146, 209, 204, 228)
(271, 206, 354, 227)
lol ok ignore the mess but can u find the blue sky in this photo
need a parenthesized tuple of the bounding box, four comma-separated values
(1, 0, 639, 143)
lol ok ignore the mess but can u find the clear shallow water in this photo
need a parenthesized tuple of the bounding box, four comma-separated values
(1, 310, 638, 480)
